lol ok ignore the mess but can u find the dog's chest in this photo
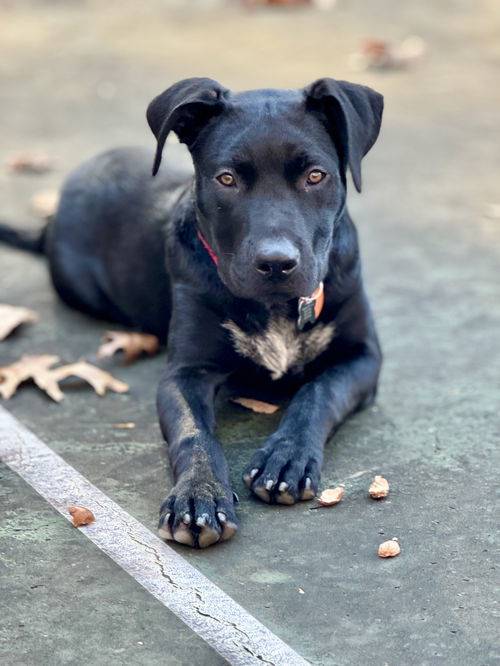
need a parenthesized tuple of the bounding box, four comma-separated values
(222, 315, 335, 380)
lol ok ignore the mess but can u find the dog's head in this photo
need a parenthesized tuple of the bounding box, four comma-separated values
(147, 77, 383, 303)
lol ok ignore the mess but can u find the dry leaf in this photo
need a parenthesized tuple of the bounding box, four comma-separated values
(378, 538, 401, 558)
(317, 486, 345, 506)
(68, 505, 95, 527)
(6, 152, 53, 174)
(231, 397, 280, 414)
(97, 331, 160, 364)
(0, 355, 129, 402)
(369, 475, 389, 499)
(349, 36, 426, 72)
(30, 189, 60, 219)
(0, 304, 38, 340)
(0, 355, 58, 399)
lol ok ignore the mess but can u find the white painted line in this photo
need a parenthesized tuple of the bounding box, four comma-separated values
(0, 406, 308, 666)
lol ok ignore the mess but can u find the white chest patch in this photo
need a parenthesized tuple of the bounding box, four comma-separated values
(222, 315, 336, 380)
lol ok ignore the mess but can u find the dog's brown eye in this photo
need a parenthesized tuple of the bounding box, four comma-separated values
(216, 172, 235, 187)
(306, 169, 326, 185)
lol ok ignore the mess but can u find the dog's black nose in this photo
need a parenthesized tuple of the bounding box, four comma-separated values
(254, 240, 299, 278)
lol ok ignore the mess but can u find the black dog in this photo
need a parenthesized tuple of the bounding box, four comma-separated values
(0, 77, 383, 548)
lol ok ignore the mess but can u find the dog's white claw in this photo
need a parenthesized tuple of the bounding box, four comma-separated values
(182, 513, 191, 525)
(196, 515, 207, 527)
(301, 477, 315, 501)
(217, 512, 227, 523)
(278, 482, 288, 492)
(244, 468, 260, 488)
(265, 479, 275, 491)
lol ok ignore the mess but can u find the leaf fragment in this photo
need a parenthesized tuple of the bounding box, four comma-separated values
(6, 152, 53, 174)
(0, 304, 38, 341)
(369, 475, 389, 499)
(231, 397, 280, 414)
(0, 355, 128, 402)
(97, 331, 160, 364)
(378, 538, 401, 558)
(317, 486, 345, 506)
(68, 505, 95, 527)
(30, 189, 60, 219)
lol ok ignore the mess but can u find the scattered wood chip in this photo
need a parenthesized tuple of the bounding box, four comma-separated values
(317, 486, 345, 506)
(30, 189, 60, 219)
(68, 505, 95, 527)
(6, 152, 53, 174)
(0, 355, 129, 402)
(97, 331, 160, 364)
(378, 538, 401, 558)
(0, 304, 38, 341)
(231, 397, 280, 414)
(369, 475, 389, 499)
(112, 422, 136, 429)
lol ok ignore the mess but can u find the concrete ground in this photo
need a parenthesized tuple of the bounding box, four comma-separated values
(1, 1, 499, 664)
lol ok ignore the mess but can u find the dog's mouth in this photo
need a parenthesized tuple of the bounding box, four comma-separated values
(222, 264, 319, 306)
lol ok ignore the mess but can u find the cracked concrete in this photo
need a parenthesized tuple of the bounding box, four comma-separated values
(1, 1, 499, 664)
(0, 408, 306, 665)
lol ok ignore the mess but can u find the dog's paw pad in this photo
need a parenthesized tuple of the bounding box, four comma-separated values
(173, 524, 196, 546)
(158, 525, 173, 541)
(276, 483, 295, 505)
(300, 477, 316, 501)
(198, 525, 220, 548)
(221, 523, 238, 541)
(252, 485, 271, 503)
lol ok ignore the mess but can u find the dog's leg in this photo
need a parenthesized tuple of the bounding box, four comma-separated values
(157, 367, 238, 548)
(243, 349, 381, 504)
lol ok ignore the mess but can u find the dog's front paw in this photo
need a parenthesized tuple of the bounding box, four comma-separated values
(243, 439, 321, 505)
(158, 477, 238, 548)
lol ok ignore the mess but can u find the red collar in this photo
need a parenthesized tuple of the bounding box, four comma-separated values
(197, 230, 219, 266)
(197, 229, 324, 328)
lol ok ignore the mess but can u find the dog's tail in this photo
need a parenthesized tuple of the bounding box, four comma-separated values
(0, 220, 48, 255)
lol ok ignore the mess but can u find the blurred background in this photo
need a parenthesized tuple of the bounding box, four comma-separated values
(1, 2, 499, 665)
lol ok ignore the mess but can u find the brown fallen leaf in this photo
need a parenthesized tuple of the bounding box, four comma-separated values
(369, 475, 389, 499)
(378, 538, 401, 558)
(97, 331, 160, 364)
(30, 189, 60, 219)
(68, 505, 95, 527)
(0, 355, 129, 402)
(349, 35, 426, 72)
(6, 152, 53, 174)
(231, 397, 280, 414)
(317, 486, 345, 506)
(0, 304, 38, 341)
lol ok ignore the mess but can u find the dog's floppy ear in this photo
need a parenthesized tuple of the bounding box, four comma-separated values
(304, 78, 383, 192)
(147, 77, 229, 176)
